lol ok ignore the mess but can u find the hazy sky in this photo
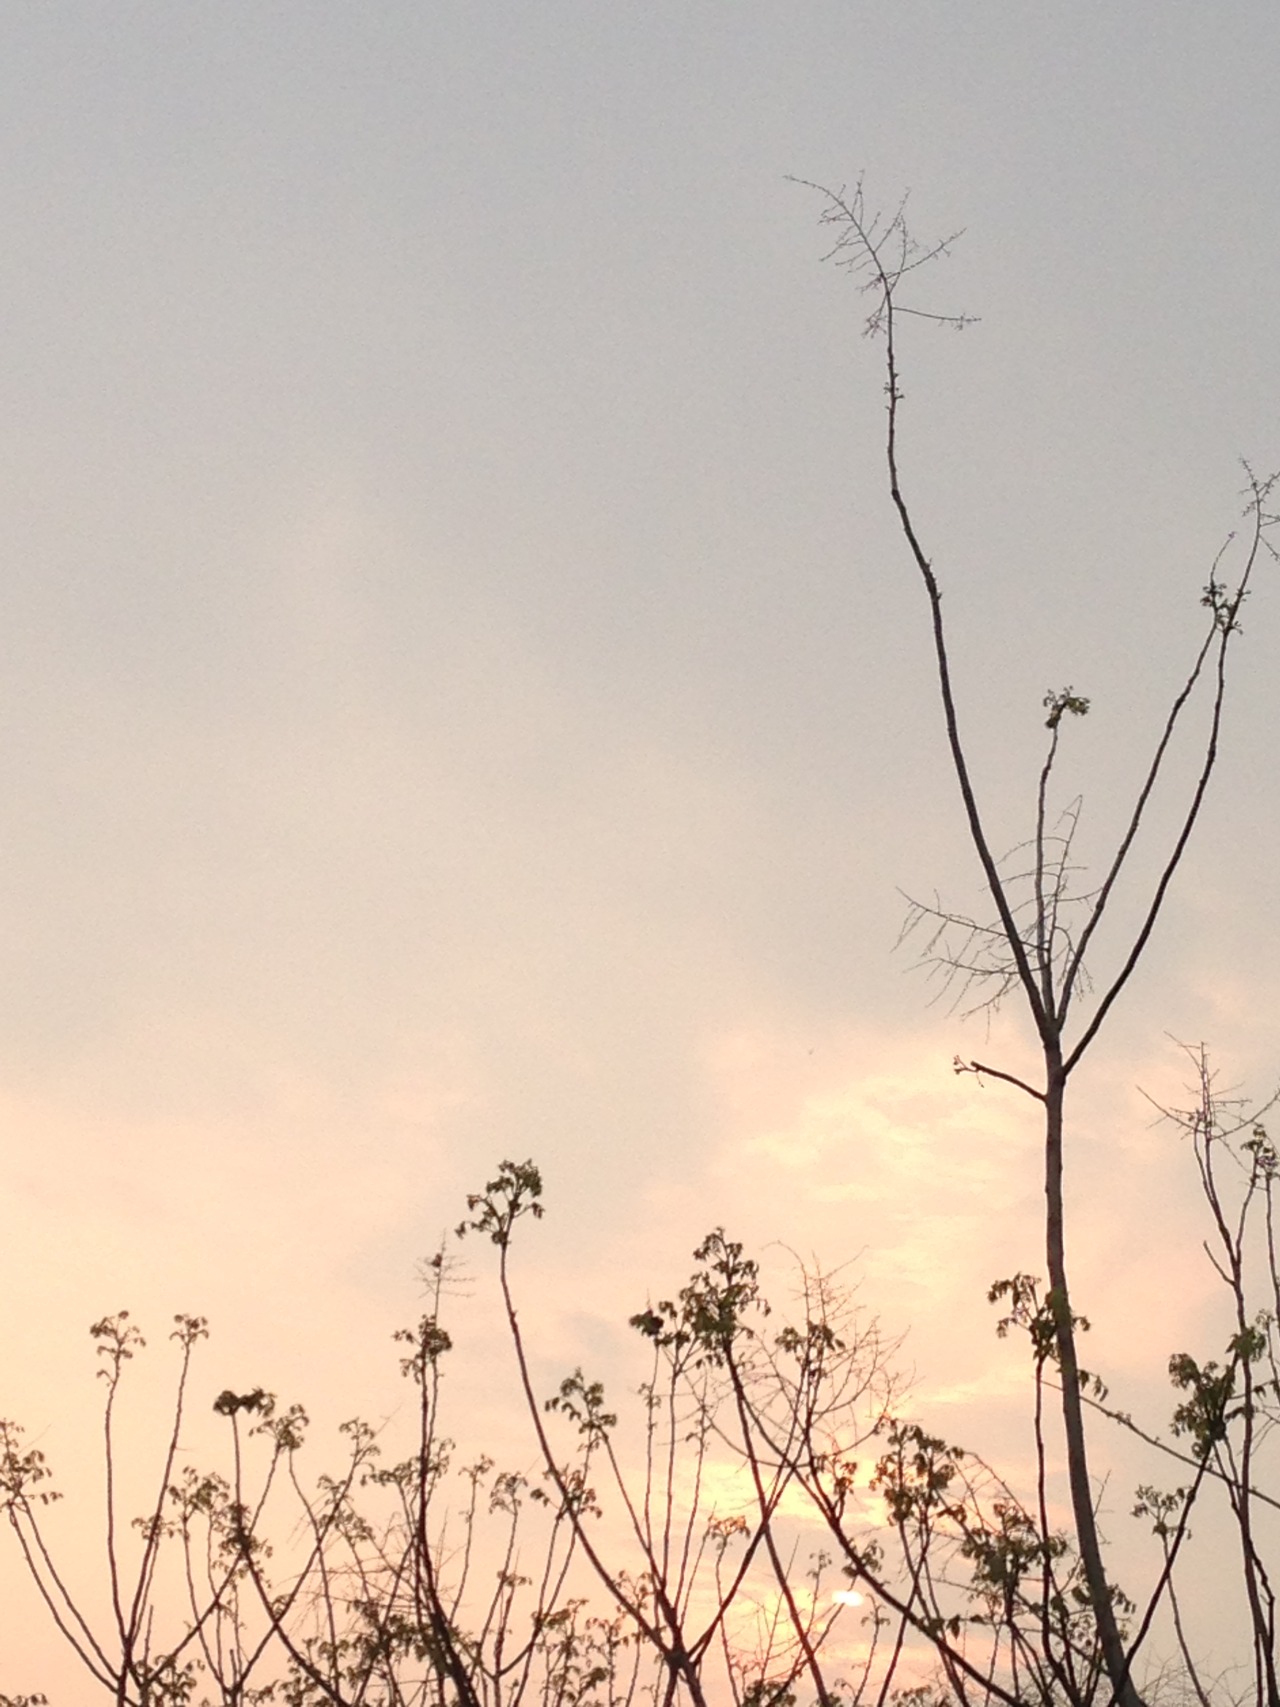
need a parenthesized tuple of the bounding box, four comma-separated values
(3, 3, 1279, 1690)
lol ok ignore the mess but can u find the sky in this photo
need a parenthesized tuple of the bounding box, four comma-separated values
(2, 2, 1280, 1693)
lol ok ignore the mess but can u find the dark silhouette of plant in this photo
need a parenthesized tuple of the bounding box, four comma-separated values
(1139, 1051, 1280, 1707)
(9, 1119, 1280, 1704)
(788, 175, 1277, 1707)
(6, 182, 1278, 1707)
(0, 1188, 891, 1707)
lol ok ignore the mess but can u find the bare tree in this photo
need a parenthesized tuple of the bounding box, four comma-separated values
(458, 1162, 904, 1707)
(1136, 1051, 1280, 1707)
(473, 1167, 1127, 1706)
(2, 1192, 914, 1707)
(6, 182, 1277, 1707)
(8, 1122, 1280, 1704)
(791, 176, 1277, 1707)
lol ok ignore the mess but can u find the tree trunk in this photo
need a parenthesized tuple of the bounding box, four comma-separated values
(1044, 1057, 1142, 1707)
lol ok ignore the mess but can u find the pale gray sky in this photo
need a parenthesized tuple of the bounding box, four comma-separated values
(2, 3, 1279, 1689)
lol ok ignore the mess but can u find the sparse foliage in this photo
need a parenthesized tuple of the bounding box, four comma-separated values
(5, 184, 1277, 1706)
